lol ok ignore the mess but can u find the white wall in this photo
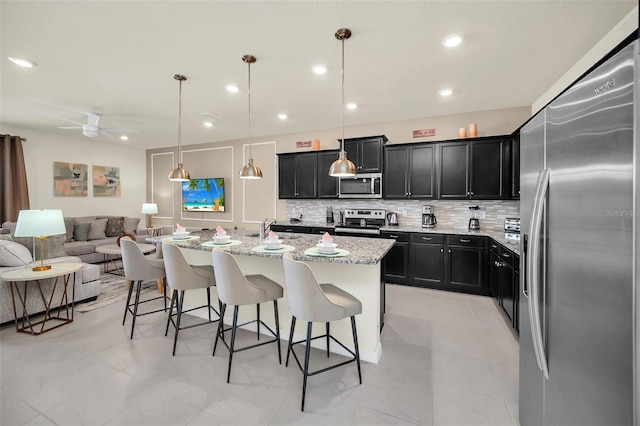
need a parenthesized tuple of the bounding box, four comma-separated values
(3, 125, 146, 219)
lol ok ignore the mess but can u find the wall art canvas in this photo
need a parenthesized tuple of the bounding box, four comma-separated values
(93, 165, 121, 197)
(53, 161, 88, 196)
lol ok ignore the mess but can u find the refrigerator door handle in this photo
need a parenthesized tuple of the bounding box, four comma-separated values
(522, 234, 529, 298)
(527, 169, 550, 380)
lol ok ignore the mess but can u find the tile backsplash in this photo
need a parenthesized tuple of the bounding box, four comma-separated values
(286, 199, 520, 231)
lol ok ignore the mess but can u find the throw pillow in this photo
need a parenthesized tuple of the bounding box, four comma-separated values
(98, 216, 125, 237)
(34, 235, 67, 260)
(0, 240, 33, 267)
(123, 217, 140, 234)
(87, 218, 108, 240)
(73, 222, 91, 241)
(63, 217, 75, 242)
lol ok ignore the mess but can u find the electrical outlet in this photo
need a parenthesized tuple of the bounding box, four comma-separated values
(479, 210, 486, 219)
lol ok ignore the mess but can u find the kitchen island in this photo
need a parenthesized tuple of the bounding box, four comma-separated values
(156, 229, 394, 363)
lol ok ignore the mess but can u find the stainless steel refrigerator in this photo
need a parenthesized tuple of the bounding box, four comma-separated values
(519, 38, 639, 425)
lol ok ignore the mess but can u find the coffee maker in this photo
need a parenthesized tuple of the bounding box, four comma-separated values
(422, 205, 437, 228)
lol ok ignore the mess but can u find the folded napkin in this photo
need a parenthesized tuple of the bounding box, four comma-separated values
(268, 230, 277, 239)
(216, 225, 226, 235)
(322, 232, 333, 242)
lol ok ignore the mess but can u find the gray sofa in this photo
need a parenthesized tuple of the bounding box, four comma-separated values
(2, 215, 142, 264)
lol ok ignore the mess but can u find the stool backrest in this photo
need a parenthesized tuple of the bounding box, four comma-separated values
(211, 249, 265, 305)
(282, 253, 344, 321)
(162, 242, 214, 291)
(121, 238, 164, 281)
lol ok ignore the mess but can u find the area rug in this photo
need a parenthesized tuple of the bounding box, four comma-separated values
(75, 271, 159, 313)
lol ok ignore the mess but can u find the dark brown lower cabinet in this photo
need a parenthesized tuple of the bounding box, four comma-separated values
(489, 241, 520, 333)
(409, 234, 444, 288)
(381, 231, 409, 285)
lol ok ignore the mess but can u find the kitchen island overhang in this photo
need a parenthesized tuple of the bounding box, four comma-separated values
(158, 230, 394, 364)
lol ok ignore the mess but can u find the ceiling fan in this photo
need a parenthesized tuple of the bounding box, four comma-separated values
(37, 111, 138, 140)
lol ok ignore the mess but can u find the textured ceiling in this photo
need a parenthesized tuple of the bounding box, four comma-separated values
(1, 1, 636, 149)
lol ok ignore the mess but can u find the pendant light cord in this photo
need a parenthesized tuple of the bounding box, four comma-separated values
(248, 59, 252, 159)
(178, 78, 182, 161)
(341, 37, 345, 154)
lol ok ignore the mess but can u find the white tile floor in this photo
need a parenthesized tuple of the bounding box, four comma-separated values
(1, 284, 519, 425)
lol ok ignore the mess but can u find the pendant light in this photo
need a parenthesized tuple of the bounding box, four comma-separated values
(328, 28, 357, 178)
(168, 74, 191, 181)
(239, 54, 263, 179)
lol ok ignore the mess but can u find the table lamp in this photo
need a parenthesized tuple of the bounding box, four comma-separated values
(141, 203, 158, 228)
(14, 209, 66, 271)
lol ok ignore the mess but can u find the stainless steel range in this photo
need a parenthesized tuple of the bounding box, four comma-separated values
(334, 208, 386, 235)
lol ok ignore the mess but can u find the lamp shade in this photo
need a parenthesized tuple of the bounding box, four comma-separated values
(14, 209, 66, 237)
(140, 203, 159, 214)
(239, 158, 263, 179)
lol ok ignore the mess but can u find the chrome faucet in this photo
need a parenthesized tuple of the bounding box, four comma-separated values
(259, 218, 275, 240)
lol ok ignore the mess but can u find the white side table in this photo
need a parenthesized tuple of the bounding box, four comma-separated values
(96, 243, 156, 275)
(1, 263, 83, 335)
(137, 226, 164, 238)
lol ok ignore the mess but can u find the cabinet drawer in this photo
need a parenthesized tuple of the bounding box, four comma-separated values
(447, 235, 485, 247)
(411, 233, 444, 244)
(311, 227, 335, 235)
(380, 231, 409, 242)
(499, 245, 516, 267)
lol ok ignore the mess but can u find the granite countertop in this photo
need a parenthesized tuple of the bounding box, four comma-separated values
(272, 221, 521, 255)
(153, 229, 394, 265)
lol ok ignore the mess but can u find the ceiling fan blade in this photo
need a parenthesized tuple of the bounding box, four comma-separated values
(36, 110, 84, 126)
(87, 113, 101, 127)
(100, 127, 139, 134)
(58, 126, 83, 129)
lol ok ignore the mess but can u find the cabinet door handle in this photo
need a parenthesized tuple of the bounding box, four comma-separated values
(422, 237, 432, 241)
(448, 249, 451, 254)
(459, 239, 471, 243)
(389, 235, 399, 239)
(470, 191, 474, 196)
(502, 252, 511, 258)
(408, 192, 412, 196)
(491, 244, 498, 249)
(440, 248, 444, 253)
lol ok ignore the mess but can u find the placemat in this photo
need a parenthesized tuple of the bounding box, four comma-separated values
(252, 244, 296, 254)
(201, 240, 243, 247)
(163, 236, 201, 242)
(304, 247, 350, 257)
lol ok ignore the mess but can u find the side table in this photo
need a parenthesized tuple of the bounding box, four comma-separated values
(97, 243, 156, 275)
(137, 226, 164, 238)
(1, 263, 83, 335)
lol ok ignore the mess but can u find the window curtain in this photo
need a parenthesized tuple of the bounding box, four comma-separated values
(1, 134, 30, 223)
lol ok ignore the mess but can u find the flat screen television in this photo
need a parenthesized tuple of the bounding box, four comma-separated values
(181, 178, 225, 212)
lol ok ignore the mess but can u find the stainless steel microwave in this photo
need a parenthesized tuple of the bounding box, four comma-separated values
(338, 173, 382, 198)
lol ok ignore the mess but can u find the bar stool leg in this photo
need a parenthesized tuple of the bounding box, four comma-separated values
(213, 303, 227, 356)
(165, 290, 177, 336)
(273, 300, 281, 364)
(326, 322, 330, 357)
(286, 316, 297, 367)
(227, 305, 240, 383)
(130, 280, 143, 339)
(122, 278, 135, 325)
(351, 316, 362, 384)
(172, 290, 185, 356)
(163, 278, 168, 311)
(256, 303, 260, 340)
(206, 287, 212, 321)
(301, 321, 313, 412)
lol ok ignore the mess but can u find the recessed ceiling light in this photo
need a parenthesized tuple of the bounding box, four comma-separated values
(120, 135, 129, 141)
(8, 57, 36, 68)
(278, 113, 288, 120)
(225, 84, 239, 93)
(203, 121, 214, 127)
(439, 89, 453, 97)
(442, 35, 462, 48)
(312, 65, 327, 75)
(346, 103, 357, 110)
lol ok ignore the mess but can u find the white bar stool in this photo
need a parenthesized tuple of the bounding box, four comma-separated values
(162, 243, 220, 356)
(211, 249, 283, 383)
(281, 253, 362, 412)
